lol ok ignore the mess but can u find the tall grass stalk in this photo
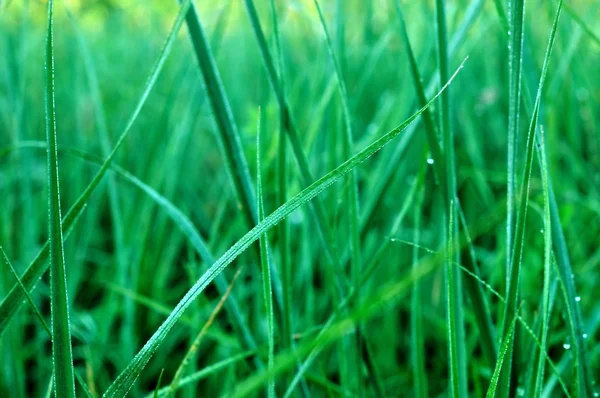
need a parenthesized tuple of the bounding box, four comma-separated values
(435, 1, 467, 395)
(500, 1, 564, 395)
(44, 0, 76, 395)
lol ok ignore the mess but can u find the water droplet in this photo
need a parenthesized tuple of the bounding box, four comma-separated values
(427, 158, 434, 165)
(516, 387, 525, 396)
(594, 392, 599, 397)
(583, 333, 588, 339)
(563, 343, 571, 350)
(540, 229, 544, 234)
(575, 296, 581, 302)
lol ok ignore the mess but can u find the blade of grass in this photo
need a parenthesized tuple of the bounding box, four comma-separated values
(164, 267, 243, 397)
(446, 201, 460, 397)
(499, 1, 564, 395)
(2, 141, 262, 365)
(44, 0, 76, 395)
(434, 1, 467, 395)
(394, 240, 572, 398)
(505, 0, 526, 295)
(243, 0, 348, 273)
(148, 351, 255, 398)
(411, 156, 428, 398)
(0, 247, 50, 336)
(312, 0, 362, 393)
(532, 127, 552, 397)
(102, 61, 468, 397)
(486, 307, 521, 398)
(394, 0, 497, 366)
(256, 109, 275, 398)
(0, 0, 194, 337)
(495, 1, 594, 394)
(563, 2, 600, 47)
(66, 7, 134, 368)
(268, 0, 292, 353)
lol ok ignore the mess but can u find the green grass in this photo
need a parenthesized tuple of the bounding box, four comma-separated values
(0, 1, 599, 396)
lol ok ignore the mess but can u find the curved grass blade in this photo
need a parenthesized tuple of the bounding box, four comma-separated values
(102, 61, 468, 397)
(256, 110, 275, 398)
(243, 0, 345, 271)
(165, 267, 242, 397)
(148, 351, 255, 398)
(44, 1, 76, 395)
(2, 141, 261, 363)
(0, 0, 194, 337)
(499, 1, 564, 395)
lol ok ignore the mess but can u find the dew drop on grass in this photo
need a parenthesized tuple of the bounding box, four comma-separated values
(575, 296, 581, 302)
(516, 387, 525, 396)
(427, 158, 434, 165)
(563, 343, 571, 350)
(583, 333, 588, 339)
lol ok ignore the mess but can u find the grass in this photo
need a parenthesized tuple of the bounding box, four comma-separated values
(0, 1, 599, 396)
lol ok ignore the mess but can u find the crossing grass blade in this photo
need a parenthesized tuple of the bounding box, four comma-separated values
(0, 0, 194, 337)
(147, 351, 255, 398)
(532, 128, 551, 397)
(101, 60, 467, 397)
(2, 141, 262, 366)
(563, 2, 600, 47)
(486, 309, 520, 398)
(395, 0, 497, 367)
(256, 109, 275, 398)
(0, 247, 50, 336)
(499, 1, 564, 395)
(243, 0, 343, 270)
(165, 267, 243, 397)
(44, 0, 76, 395)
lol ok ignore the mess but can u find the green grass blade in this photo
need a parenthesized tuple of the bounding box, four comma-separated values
(256, 110, 275, 398)
(165, 267, 242, 397)
(446, 201, 460, 398)
(312, 0, 362, 392)
(500, 1, 564, 395)
(243, 0, 343, 271)
(268, 0, 292, 353)
(148, 351, 255, 398)
(2, 141, 262, 365)
(102, 62, 467, 397)
(505, 0, 526, 291)
(181, 1, 256, 228)
(152, 369, 164, 398)
(0, 0, 194, 337)
(486, 309, 519, 398)
(0, 247, 51, 336)
(44, 1, 76, 395)
(532, 127, 551, 397)
(411, 158, 428, 398)
(395, 1, 497, 366)
(435, 0, 467, 395)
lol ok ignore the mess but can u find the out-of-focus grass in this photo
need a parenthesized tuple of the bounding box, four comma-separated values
(0, 1, 598, 396)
